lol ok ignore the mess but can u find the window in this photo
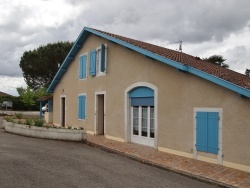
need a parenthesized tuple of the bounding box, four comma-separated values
(196, 111, 219, 154)
(78, 95, 86, 120)
(132, 106, 154, 138)
(79, 54, 87, 79)
(89, 44, 107, 76)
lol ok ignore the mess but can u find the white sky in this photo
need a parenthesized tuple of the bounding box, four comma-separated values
(0, 0, 250, 96)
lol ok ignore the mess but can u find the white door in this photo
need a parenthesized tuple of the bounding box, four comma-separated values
(131, 106, 154, 147)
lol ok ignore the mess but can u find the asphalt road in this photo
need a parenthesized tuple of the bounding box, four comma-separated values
(0, 118, 215, 188)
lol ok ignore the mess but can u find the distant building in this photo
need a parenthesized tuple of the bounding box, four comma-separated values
(0, 91, 13, 110)
(0, 91, 12, 97)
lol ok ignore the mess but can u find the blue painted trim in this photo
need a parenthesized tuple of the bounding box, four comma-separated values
(47, 28, 89, 93)
(47, 26, 250, 98)
(129, 87, 154, 98)
(188, 67, 250, 98)
(48, 100, 52, 112)
(85, 27, 250, 98)
(85, 27, 185, 70)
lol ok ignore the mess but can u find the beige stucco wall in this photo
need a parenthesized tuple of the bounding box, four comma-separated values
(53, 33, 250, 167)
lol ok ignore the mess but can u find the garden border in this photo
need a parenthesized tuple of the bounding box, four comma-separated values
(3, 121, 86, 141)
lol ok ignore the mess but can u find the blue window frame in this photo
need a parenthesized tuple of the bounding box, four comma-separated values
(78, 95, 86, 120)
(196, 112, 219, 154)
(79, 55, 87, 79)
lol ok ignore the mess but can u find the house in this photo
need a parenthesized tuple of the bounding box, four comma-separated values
(47, 27, 250, 172)
(0, 91, 12, 97)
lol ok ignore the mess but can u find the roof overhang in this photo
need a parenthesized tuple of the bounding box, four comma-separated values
(47, 27, 250, 98)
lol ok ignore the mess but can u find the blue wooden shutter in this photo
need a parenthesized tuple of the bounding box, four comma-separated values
(101, 44, 106, 72)
(78, 95, 86, 119)
(207, 112, 219, 154)
(90, 50, 96, 76)
(82, 55, 87, 78)
(196, 112, 208, 152)
(196, 111, 219, 154)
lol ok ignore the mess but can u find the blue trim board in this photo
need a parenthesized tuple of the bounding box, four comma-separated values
(47, 28, 89, 93)
(84, 27, 250, 98)
(47, 27, 250, 98)
(129, 87, 154, 98)
(84, 27, 185, 70)
(188, 67, 250, 98)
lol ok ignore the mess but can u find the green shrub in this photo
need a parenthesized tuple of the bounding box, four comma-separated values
(15, 113, 23, 119)
(4, 116, 14, 123)
(67, 126, 72, 129)
(33, 118, 44, 127)
(24, 118, 33, 126)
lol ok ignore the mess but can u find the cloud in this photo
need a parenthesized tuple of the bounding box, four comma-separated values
(0, 76, 26, 96)
(0, 0, 250, 93)
(73, 0, 250, 44)
(222, 45, 250, 74)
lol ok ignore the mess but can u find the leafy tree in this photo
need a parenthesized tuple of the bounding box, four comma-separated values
(18, 87, 36, 110)
(203, 55, 229, 68)
(20, 41, 73, 90)
(17, 87, 48, 110)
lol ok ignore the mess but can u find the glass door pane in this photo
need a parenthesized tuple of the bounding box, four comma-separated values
(133, 106, 139, 135)
(141, 107, 148, 137)
(150, 107, 154, 138)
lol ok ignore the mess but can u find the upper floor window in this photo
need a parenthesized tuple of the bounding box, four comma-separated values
(79, 54, 87, 79)
(90, 44, 107, 76)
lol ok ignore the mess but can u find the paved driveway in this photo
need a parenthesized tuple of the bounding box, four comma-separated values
(0, 118, 215, 188)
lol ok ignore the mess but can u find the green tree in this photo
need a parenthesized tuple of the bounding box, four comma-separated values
(17, 87, 48, 110)
(203, 55, 229, 68)
(18, 87, 36, 110)
(19, 41, 73, 90)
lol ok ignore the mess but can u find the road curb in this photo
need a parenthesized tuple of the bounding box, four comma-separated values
(86, 140, 232, 188)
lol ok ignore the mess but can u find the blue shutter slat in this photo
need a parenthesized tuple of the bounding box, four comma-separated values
(196, 112, 208, 152)
(80, 96, 83, 119)
(90, 50, 96, 76)
(78, 96, 80, 119)
(101, 44, 105, 72)
(82, 96, 86, 119)
(79, 57, 82, 79)
(82, 55, 87, 78)
(207, 112, 219, 154)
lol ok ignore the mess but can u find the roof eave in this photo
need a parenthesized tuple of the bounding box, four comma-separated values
(47, 27, 250, 98)
(47, 28, 89, 93)
(86, 27, 250, 98)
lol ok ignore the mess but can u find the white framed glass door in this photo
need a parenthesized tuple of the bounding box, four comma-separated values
(131, 106, 154, 147)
